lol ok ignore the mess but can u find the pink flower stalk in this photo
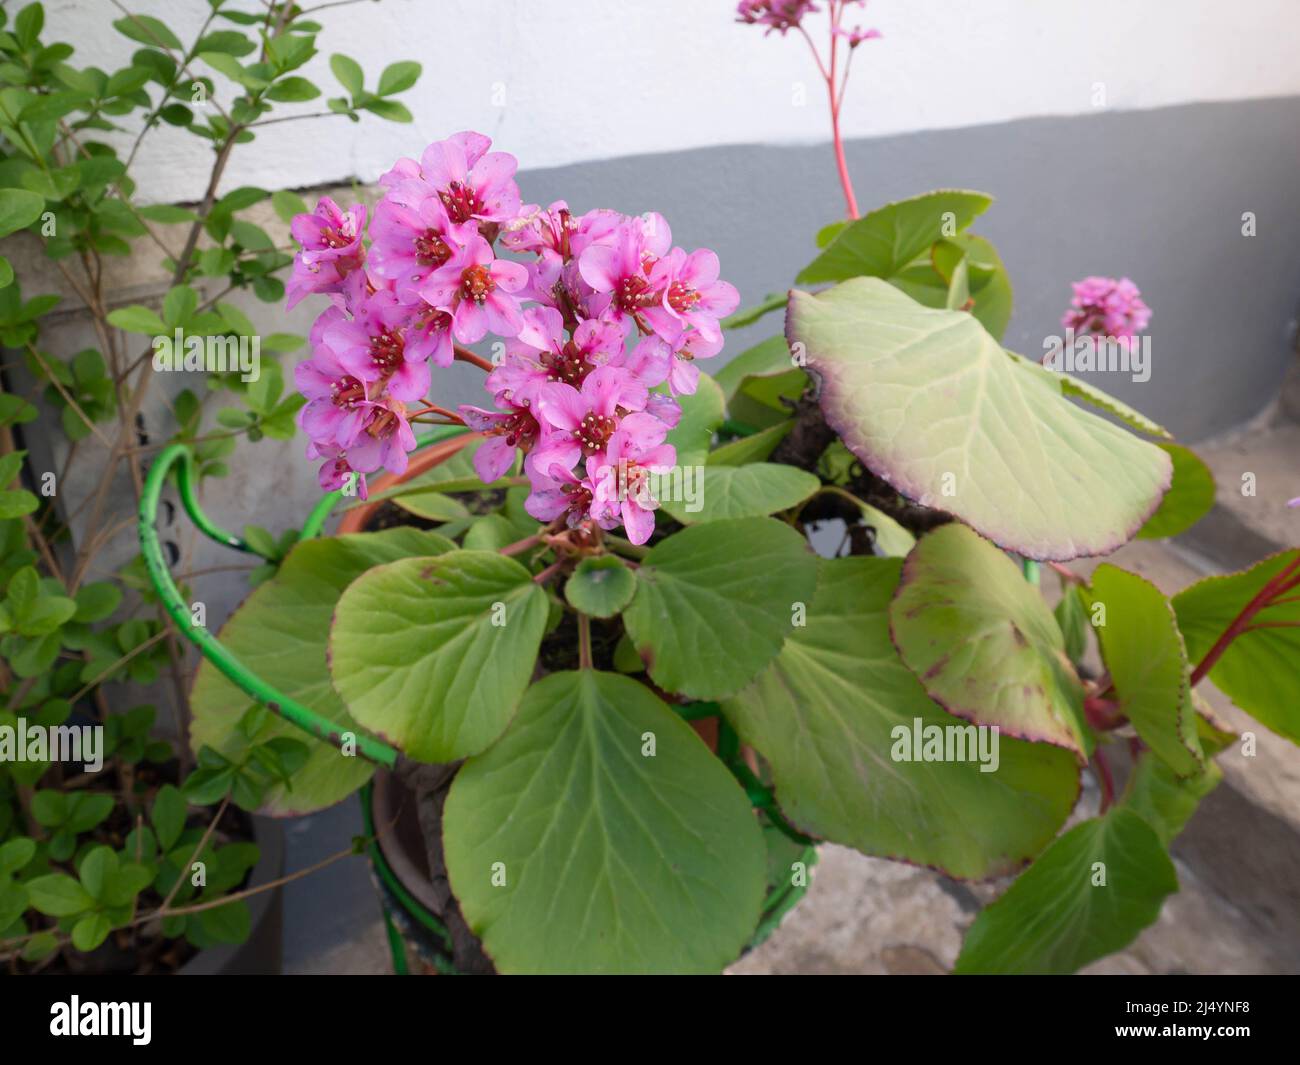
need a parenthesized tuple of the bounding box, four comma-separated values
(286, 131, 738, 547)
(1063, 276, 1152, 340)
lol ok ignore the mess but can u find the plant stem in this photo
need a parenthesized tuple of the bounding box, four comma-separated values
(578, 613, 593, 670)
(1189, 555, 1300, 687)
(453, 344, 494, 372)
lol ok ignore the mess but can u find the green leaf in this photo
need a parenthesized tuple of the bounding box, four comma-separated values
(71, 911, 113, 952)
(1124, 751, 1221, 847)
(659, 462, 818, 525)
(191, 530, 454, 814)
(0, 836, 36, 875)
(444, 670, 767, 973)
(377, 61, 421, 95)
(564, 556, 635, 618)
(891, 523, 1086, 756)
(78, 845, 116, 899)
(0, 256, 14, 288)
(393, 491, 469, 523)
(707, 420, 793, 466)
(953, 808, 1177, 974)
(197, 899, 251, 943)
(1173, 550, 1300, 745)
(359, 98, 412, 122)
(329, 53, 363, 96)
(0, 188, 44, 239)
(721, 557, 1079, 877)
(137, 203, 197, 224)
(0, 489, 38, 519)
(162, 284, 197, 329)
(892, 233, 1014, 340)
(1089, 565, 1202, 774)
(622, 518, 817, 699)
(1009, 351, 1172, 440)
(788, 279, 1172, 560)
(1054, 583, 1088, 664)
(112, 14, 182, 50)
(151, 783, 186, 851)
(664, 372, 724, 468)
(270, 189, 308, 224)
(107, 304, 165, 335)
(21, 932, 58, 962)
(1137, 443, 1215, 539)
(26, 873, 94, 917)
(329, 550, 550, 763)
(721, 291, 787, 331)
(797, 190, 992, 285)
(266, 75, 320, 102)
(713, 335, 793, 402)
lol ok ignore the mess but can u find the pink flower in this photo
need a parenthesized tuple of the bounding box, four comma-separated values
(321, 291, 430, 403)
(417, 131, 522, 225)
(578, 214, 673, 327)
(590, 423, 677, 545)
(422, 236, 529, 343)
(644, 248, 740, 343)
(368, 194, 475, 305)
(347, 398, 417, 477)
(525, 461, 599, 528)
(458, 398, 542, 483)
(287, 198, 367, 309)
(295, 346, 370, 449)
(736, 0, 820, 35)
(1063, 276, 1151, 340)
(834, 24, 882, 47)
(531, 366, 650, 478)
(308, 441, 368, 499)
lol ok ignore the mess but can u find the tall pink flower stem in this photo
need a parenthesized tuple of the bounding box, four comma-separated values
(798, 1, 860, 219)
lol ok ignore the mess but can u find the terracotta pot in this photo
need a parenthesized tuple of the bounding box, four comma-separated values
(335, 432, 482, 534)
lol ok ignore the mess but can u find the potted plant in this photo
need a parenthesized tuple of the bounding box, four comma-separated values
(149, 0, 1297, 975)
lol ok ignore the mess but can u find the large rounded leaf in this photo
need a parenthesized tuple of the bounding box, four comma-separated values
(443, 670, 767, 973)
(190, 529, 453, 815)
(890, 523, 1086, 757)
(659, 463, 819, 525)
(1089, 565, 1202, 776)
(329, 550, 549, 762)
(788, 278, 1172, 560)
(622, 518, 818, 699)
(1136, 443, 1215, 540)
(721, 557, 1079, 879)
(1173, 550, 1300, 745)
(954, 808, 1177, 974)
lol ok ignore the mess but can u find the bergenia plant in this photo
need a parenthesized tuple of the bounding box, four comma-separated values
(178, 0, 1298, 976)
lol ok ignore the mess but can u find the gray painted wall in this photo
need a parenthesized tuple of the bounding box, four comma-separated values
(517, 95, 1300, 442)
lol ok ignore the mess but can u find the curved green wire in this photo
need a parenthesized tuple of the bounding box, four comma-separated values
(139, 434, 455, 768)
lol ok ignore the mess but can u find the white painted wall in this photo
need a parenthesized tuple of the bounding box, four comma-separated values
(46, 0, 1300, 202)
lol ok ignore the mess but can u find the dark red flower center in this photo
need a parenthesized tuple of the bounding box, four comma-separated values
(576, 412, 618, 453)
(461, 264, 496, 304)
(368, 328, 405, 374)
(440, 180, 483, 224)
(667, 280, 701, 314)
(414, 229, 452, 268)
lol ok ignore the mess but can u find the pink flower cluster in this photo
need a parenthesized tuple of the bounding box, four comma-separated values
(737, 0, 880, 43)
(1062, 276, 1152, 340)
(286, 131, 739, 544)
